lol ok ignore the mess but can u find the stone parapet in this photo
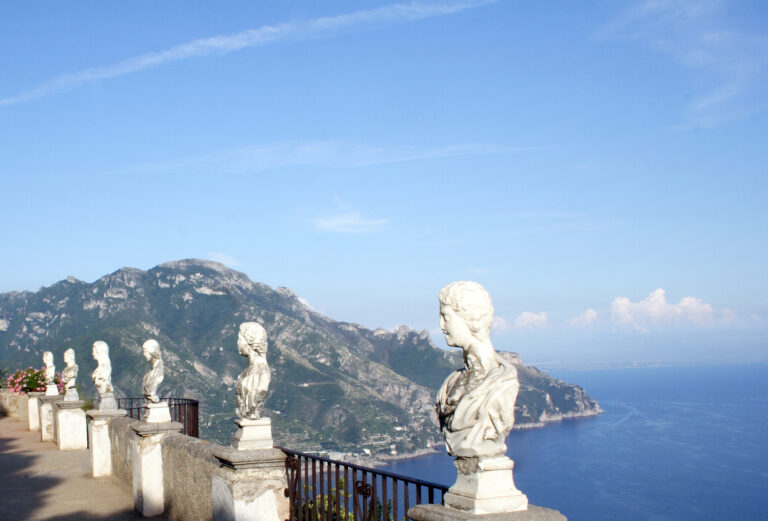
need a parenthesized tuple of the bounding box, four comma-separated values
(408, 504, 567, 521)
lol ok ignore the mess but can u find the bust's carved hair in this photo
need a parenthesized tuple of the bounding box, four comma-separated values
(240, 322, 267, 353)
(93, 341, 109, 359)
(439, 281, 494, 340)
(143, 339, 161, 360)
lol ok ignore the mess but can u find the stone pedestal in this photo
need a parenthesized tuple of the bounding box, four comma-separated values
(87, 408, 127, 477)
(98, 392, 118, 411)
(231, 418, 273, 450)
(441, 456, 528, 515)
(55, 400, 87, 450)
(27, 392, 43, 431)
(39, 394, 62, 442)
(45, 384, 59, 396)
(212, 447, 289, 521)
(408, 504, 567, 521)
(143, 401, 172, 423)
(131, 420, 183, 517)
(64, 388, 80, 401)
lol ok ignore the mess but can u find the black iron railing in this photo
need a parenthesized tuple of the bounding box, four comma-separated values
(116, 397, 199, 438)
(280, 447, 448, 521)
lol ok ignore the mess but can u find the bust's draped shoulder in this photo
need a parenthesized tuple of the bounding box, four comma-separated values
(235, 362, 271, 420)
(436, 356, 519, 457)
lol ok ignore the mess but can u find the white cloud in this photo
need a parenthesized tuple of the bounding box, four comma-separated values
(111, 140, 505, 176)
(313, 213, 389, 233)
(207, 252, 244, 267)
(596, 0, 768, 128)
(491, 316, 511, 332)
(570, 308, 598, 327)
(610, 288, 725, 330)
(512, 311, 547, 329)
(0, 1, 495, 107)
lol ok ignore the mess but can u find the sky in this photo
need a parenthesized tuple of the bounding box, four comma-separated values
(1, 1, 766, 367)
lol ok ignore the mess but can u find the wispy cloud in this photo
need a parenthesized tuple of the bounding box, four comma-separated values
(596, 0, 768, 128)
(491, 316, 511, 332)
(570, 308, 598, 327)
(512, 311, 548, 329)
(207, 252, 244, 267)
(0, 1, 495, 108)
(111, 140, 505, 175)
(313, 212, 390, 233)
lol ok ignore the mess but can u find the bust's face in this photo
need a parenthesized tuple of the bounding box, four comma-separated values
(143, 346, 151, 362)
(64, 351, 73, 364)
(440, 305, 474, 349)
(237, 331, 250, 356)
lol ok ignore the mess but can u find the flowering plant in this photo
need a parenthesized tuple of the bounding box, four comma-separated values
(6, 367, 63, 395)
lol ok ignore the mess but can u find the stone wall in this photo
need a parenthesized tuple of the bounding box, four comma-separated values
(0, 389, 20, 417)
(162, 433, 219, 521)
(110, 416, 140, 488)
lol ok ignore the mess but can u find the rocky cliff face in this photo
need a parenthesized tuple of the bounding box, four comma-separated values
(0, 259, 600, 453)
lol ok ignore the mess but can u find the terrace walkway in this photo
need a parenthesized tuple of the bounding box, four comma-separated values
(0, 416, 163, 521)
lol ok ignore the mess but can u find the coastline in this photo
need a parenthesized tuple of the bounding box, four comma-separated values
(367, 408, 603, 467)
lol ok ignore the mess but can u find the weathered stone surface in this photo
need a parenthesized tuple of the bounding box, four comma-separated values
(144, 401, 172, 423)
(27, 392, 43, 431)
(88, 408, 128, 477)
(408, 504, 567, 521)
(131, 419, 182, 516)
(212, 447, 288, 521)
(55, 399, 87, 450)
(38, 394, 62, 442)
(0, 389, 20, 417)
(162, 432, 219, 521)
(231, 417, 273, 450)
(17, 393, 28, 422)
(110, 415, 140, 487)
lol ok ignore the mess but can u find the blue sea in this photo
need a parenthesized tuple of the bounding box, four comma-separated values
(379, 363, 768, 521)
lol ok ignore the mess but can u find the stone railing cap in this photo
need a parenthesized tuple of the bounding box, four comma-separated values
(132, 421, 183, 436)
(213, 446, 286, 470)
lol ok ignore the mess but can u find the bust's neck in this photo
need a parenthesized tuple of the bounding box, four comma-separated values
(464, 338, 496, 379)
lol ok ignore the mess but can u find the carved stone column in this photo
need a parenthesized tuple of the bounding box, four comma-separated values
(55, 399, 87, 450)
(131, 418, 182, 517)
(87, 408, 127, 477)
(27, 392, 43, 431)
(212, 447, 289, 521)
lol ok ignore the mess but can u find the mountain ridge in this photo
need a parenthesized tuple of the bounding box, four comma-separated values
(0, 259, 601, 454)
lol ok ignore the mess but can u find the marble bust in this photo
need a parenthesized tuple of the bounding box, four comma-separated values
(91, 340, 116, 409)
(436, 281, 519, 457)
(235, 322, 271, 420)
(435, 281, 527, 513)
(141, 339, 164, 404)
(61, 348, 79, 400)
(43, 351, 58, 396)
